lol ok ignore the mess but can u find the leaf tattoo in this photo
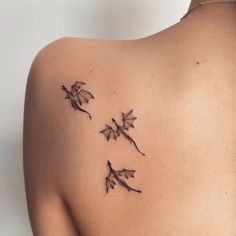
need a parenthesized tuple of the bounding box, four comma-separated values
(105, 161, 141, 193)
(62, 81, 95, 119)
(100, 110, 145, 156)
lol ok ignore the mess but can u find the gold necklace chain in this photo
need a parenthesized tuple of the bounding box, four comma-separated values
(181, 0, 236, 20)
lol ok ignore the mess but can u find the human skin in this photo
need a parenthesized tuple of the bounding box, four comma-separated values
(23, 1, 236, 235)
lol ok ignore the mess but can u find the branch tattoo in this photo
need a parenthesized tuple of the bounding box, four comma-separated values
(62, 81, 94, 119)
(100, 110, 145, 156)
(106, 161, 141, 193)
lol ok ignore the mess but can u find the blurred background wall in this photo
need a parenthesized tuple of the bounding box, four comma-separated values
(0, 1, 190, 235)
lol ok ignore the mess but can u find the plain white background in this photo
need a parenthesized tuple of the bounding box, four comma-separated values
(0, 1, 190, 235)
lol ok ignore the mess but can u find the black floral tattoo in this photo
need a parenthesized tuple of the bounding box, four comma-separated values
(62, 81, 94, 119)
(100, 110, 145, 156)
(105, 161, 141, 193)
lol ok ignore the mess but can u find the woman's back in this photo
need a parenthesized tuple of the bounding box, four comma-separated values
(24, 4, 236, 236)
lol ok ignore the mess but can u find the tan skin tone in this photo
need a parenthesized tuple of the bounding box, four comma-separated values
(24, 1, 236, 235)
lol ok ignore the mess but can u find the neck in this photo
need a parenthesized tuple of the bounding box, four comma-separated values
(189, 0, 201, 9)
(190, 0, 236, 8)
(185, 0, 236, 21)
(177, 0, 236, 44)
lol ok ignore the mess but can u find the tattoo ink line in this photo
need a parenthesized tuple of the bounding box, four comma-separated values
(100, 110, 145, 156)
(105, 161, 141, 193)
(62, 81, 95, 119)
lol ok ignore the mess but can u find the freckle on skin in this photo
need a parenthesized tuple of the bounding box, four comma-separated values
(196, 61, 200, 65)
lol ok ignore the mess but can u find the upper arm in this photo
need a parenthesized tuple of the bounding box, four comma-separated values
(23, 38, 82, 236)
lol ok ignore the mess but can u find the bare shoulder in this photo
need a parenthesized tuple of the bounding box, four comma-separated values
(23, 32, 170, 176)
(24, 36, 116, 176)
(24, 36, 132, 235)
(23, 36, 138, 196)
(29, 36, 135, 74)
(25, 36, 142, 108)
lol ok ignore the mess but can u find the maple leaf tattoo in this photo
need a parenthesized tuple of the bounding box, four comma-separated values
(105, 161, 141, 193)
(62, 81, 95, 119)
(100, 110, 145, 156)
